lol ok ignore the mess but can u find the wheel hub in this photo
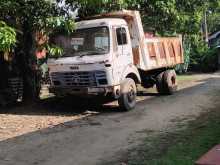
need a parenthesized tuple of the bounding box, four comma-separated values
(127, 86, 135, 103)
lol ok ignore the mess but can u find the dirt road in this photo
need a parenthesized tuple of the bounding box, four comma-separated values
(0, 73, 219, 165)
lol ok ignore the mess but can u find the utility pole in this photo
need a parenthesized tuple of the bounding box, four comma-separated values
(204, 11, 209, 43)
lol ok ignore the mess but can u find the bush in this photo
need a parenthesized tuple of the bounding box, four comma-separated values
(176, 35, 218, 73)
(187, 35, 218, 72)
(0, 21, 16, 53)
(200, 48, 218, 72)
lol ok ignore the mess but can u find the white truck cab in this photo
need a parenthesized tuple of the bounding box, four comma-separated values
(48, 10, 184, 110)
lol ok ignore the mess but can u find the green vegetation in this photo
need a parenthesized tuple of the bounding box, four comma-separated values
(47, 44, 64, 58)
(191, 44, 218, 72)
(0, 0, 75, 100)
(0, 21, 16, 53)
(127, 107, 220, 165)
(207, 7, 220, 33)
(176, 75, 194, 81)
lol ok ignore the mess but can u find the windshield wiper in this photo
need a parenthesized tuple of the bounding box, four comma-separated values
(78, 51, 105, 57)
(79, 54, 86, 58)
(56, 51, 106, 58)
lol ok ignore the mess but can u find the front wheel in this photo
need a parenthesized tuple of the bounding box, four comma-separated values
(118, 78, 137, 111)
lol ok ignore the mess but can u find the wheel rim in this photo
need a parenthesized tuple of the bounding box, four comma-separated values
(127, 86, 135, 103)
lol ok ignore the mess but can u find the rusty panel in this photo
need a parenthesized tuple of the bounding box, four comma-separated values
(132, 47, 140, 65)
(147, 43, 156, 58)
(145, 36, 184, 70)
(172, 41, 182, 57)
(178, 42, 182, 57)
(160, 37, 183, 58)
(157, 42, 166, 59)
(168, 42, 175, 57)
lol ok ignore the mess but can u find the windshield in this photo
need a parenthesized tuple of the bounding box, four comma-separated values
(50, 27, 110, 57)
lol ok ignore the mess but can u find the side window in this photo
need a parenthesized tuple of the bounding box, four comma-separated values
(116, 27, 127, 45)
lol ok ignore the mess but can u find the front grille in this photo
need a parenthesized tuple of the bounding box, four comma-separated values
(50, 71, 107, 87)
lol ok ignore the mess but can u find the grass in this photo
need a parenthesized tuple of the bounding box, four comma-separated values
(177, 74, 195, 81)
(126, 107, 220, 165)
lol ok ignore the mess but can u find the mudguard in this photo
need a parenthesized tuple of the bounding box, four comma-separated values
(120, 64, 141, 83)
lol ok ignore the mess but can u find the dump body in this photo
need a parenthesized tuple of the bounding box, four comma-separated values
(94, 10, 184, 70)
(144, 37, 184, 69)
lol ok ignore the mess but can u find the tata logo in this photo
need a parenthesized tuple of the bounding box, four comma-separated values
(72, 75, 80, 83)
(70, 66, 79, 70)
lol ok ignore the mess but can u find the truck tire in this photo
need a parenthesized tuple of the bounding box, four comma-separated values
(163, 70, 177, 94)
(156, 72, 165, 94)
(118, 78, 137, 111)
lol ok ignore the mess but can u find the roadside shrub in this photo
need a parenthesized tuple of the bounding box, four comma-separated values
(199, 47, 218, 72)
(188, 35, 218, 72)
(0, 21, 16, 53)
(176, 35, 218, 73)
(190, 36, 208, 69)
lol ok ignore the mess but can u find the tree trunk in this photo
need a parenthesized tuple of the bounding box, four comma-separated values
(21, 22, 41, 103)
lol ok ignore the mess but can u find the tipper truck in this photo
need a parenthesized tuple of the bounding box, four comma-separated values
(48, 10, 184, 110)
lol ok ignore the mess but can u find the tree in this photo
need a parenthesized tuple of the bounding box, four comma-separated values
(0, 0, 75, 101)
(63, 0, 219, 35)
(207, 3, 220, 34)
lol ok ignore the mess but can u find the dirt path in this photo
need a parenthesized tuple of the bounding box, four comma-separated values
(0, 72, 219, 165)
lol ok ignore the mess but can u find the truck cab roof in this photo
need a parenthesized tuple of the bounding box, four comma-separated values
(76, 18, 127, 29)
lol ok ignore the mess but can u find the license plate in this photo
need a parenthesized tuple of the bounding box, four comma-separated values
(87, 88, 104, 93)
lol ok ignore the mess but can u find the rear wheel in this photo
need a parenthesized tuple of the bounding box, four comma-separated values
(156, 72, 165, 94)
(156, 70, 177, 95)
(163, 70, 177, 94)
(118, 78, 137, 111)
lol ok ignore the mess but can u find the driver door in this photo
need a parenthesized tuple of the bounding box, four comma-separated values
(113, 26, 133, 84)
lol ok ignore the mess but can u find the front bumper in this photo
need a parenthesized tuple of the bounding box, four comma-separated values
(49, 86, 115, 96)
